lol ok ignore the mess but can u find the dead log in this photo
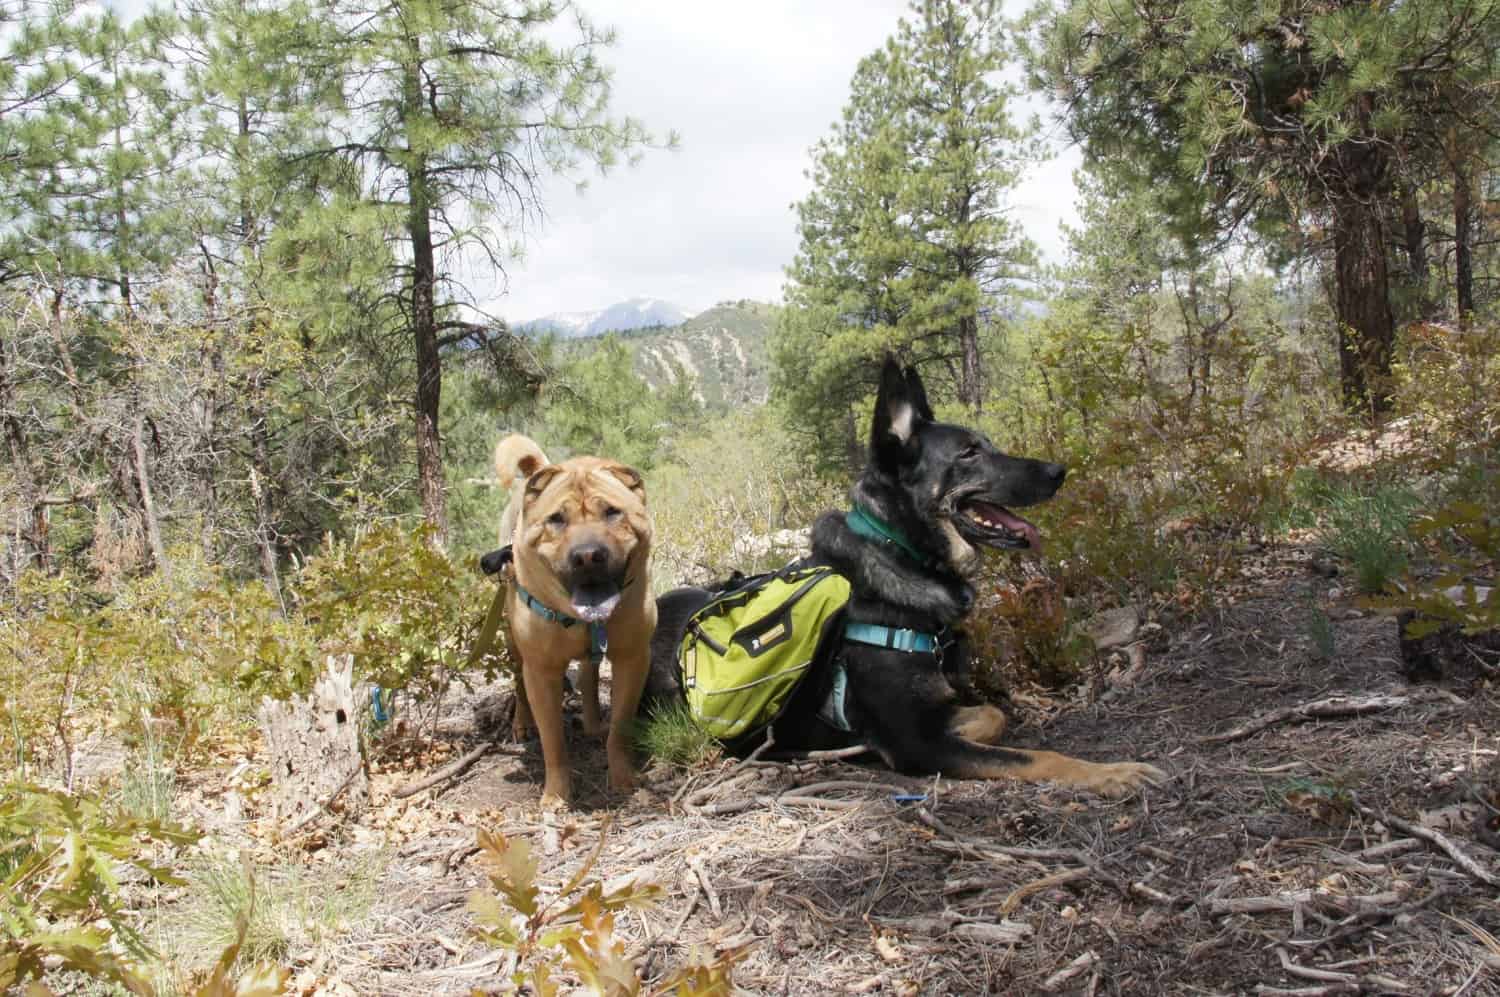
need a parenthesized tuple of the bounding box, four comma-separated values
(1197, 693, 1413, 745)
(258, 653, 369, 831)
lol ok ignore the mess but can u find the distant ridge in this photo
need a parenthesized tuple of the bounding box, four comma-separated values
(518, 297, 691, 338)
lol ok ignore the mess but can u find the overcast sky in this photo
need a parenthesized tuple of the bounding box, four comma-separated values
(482, 0, 1082, 323)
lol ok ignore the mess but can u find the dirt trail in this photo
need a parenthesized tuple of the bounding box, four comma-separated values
(249, 543, 1499, 996)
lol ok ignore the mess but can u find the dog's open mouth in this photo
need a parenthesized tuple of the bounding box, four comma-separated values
(957, 498, 1041, 550)
(570, 582, 622, 623)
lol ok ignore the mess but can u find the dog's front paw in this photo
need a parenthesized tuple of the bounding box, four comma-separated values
(1080, 761, 1166, 798)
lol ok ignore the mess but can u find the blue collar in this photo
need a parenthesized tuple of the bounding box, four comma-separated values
(514, 581, 608, 667)
(843, 621, 940, 654)
(845, 505, 937, 568)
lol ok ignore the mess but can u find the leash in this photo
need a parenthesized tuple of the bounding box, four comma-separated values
(845, 504, 939, 569)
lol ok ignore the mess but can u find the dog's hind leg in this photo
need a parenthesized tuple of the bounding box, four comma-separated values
(951, 705, 1006, 745)
(511, 665, 536, 742)
(602, 642, 649, 795)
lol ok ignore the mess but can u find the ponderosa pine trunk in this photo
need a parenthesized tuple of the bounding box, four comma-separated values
(958, 314, 982, 413)
(1332, 193, 1395, 418)
(405, 53, 447, 549)
(1453, 155, 1474, 328)
(1399, 186, 1433, 321)
(0, 329, 50, 573)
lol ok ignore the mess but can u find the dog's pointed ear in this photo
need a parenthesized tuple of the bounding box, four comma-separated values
(903, 364, 934, 422)
(522, 464, 564, 507)
(871, 353, 926, 468)
(598, 462, 647, 504)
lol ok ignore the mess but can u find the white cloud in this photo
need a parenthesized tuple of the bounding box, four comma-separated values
(481, 0, 1083, 323)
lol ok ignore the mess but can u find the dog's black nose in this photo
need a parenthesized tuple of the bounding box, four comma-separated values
(1043, 463, 1067, 485)
(568, 543, 609, 570)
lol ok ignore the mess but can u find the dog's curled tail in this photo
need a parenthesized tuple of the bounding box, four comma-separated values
(494, 434, 549, 490)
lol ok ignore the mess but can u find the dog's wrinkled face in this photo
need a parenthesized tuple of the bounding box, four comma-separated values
(521, 459, 651, 622)
(871, 358, 1065, 564)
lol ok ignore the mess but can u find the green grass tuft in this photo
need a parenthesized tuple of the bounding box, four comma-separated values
(636, 703, 721, 769)
(1304, 598, 1336, 660)
(1320, 484, 1419, 595)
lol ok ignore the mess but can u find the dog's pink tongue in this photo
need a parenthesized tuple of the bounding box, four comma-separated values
(571, 589, 620, 623)
(986, 504, 1042, 551)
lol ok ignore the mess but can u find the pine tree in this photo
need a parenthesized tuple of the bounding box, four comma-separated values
(278, 0, 658, 546)
(1026, 0, 1500, 416)
(776, 0, 1039, 469)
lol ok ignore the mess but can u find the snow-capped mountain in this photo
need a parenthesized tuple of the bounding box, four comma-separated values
(518, 297, 691, 338)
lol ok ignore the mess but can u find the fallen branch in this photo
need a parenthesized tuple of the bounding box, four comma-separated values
(888, 912, 1031, 944)
(772, 744, 875, 762)
(1354, 838, 1424, 862)
(780, 779, 905, 799)
(1198, 693, 1412, 745)
(1000, 867, 1091, 915)
(1043, 951, 1099, 992)
(1276, 948, 1357, 985)
(687, 854, 723, 921)
(392, 737, 520, 799)
(731, 728, 777, 771)
(1208, 887, 1408, 917)
(1285, 886, 1457, 949)
(684, 768, 765, 810)
(1358, 806, 1499, 887)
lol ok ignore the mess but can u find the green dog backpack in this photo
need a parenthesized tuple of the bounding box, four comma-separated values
(679, 563, 851, 745)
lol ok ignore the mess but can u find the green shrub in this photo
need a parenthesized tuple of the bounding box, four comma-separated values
(1262, 467, 1341, 533)
(650, 409, 838, 587)
(1382, 499, 1500, 637)
(294, 522, 510, 703)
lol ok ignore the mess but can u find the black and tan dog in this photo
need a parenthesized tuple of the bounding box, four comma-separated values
(494, 435, 656, 806)
(646, 358, 1164, 796)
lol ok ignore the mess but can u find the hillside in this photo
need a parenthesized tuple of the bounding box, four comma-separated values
(557, 299, 776, 409)
(629, 300, 775, 408)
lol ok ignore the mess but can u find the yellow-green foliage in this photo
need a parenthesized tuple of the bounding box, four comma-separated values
(965, 303, 1328, 607)
(294, 522, 508, 697)
(0, 781, 197, 993)
(1387, 500, 1500, 636)
(3, 524, 506, 778)
(1391, 322, 1500, 476)
(468, 821, 746, 995)
(0, 780, 291, 996)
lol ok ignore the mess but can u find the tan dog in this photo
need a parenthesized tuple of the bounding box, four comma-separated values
(494, 434, 656, 806)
